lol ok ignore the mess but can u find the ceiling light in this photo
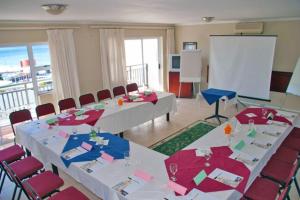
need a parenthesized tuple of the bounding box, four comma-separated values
(202, 17, 215, 23)
(41, 4, 67, 15)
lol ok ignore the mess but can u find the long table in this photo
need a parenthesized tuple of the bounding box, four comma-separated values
(15, 107, 298, 200)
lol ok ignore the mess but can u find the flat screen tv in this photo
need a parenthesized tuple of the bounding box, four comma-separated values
(169, 54, 180, 72)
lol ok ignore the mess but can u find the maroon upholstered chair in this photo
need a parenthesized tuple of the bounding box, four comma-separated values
(282, 136, 300, 152)
(1, 156, 43, 197)
(97, 89, 112, 102)
(9, 109, 32, 139)
(58, 98, 76, 113)
(126, 83, 139, 94)
(48, 187, 89, 200)
(271, 146, 298, 164)
(79, 93, 96, 107)
(243, 177, 280, 200)
(288, 127, 300, 139)
(113, 86, 126, 97)
(36, 103, 56, 119)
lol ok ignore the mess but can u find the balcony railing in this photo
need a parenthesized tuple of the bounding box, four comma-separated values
(126, 64, 148, 87)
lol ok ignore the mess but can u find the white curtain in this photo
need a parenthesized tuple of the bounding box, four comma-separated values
(47, 29, 80, 103)
(166, 28, 176, 56)
(99, 29, 127, 90)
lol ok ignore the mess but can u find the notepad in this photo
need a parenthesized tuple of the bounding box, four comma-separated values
(208, 168, 243, 188)
(112, 176, 146, 196)
(234, 140, 246, 150)
(193, 170, 207, 185)
(61, 147, 88, 160)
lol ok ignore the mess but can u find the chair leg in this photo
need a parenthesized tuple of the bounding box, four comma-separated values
(17, 188, 22, 200)
(294, 177, 300, 196)
(0, 173, 6, 192)
(12, 185, 17, 200)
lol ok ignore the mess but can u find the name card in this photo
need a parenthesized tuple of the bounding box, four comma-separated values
(234, 140, 246, 151)
(81, 142, 93, 151)
(134, 170, 153, 182)
(58, 130, 69, 138)
(193, 170, 207, 185)
(168, 180, 187, 196)
(101, 152, 114, 162)
(247, 129, 257, 138)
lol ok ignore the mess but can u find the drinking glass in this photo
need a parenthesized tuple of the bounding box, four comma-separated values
(169, 163, 178, 181)
(96, 126, 101, 134)
(261, 108, 268, 119)
(248, 119, 255, 131)
(124, 151, 130, 167)
(204, 151, 211, 167)
(72, 127, 78, 140)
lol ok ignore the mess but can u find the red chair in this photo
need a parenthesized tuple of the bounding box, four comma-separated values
(48, 186, 89, 200)
(58, 98, 76, 113)
(113, 86, 126, 97)
(97, 89, 112, 101)
(9, 109, 32, 137)
(243, 177, 280, 200)
(0, 145, 25, 192)
(282, 136, 300, 152)
(36, 103, 56, 119)
(271, 146, 298, 164)
(1, 156, 43, 198)
(126, 83, 139, 94)
(3, 161, 63, 200)
(79, 93, 96, 107)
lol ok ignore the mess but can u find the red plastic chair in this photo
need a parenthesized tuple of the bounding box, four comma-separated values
(1, 157, 43, 198)
(9, 109, 32, 137)
(79, 93, 96, 107)
(288, 127, 300, 139)
(48, 186, 89, 200)
(271, 146, 298, 164)
(36, 103, 56, 119)
(243, 177, 280, 200)
(282, 136, 300, 152)
(126, 83, 139, 94)
(58, 98, 76, 113)
(113, 86, 126, 97)
(97, 89, 112, 102)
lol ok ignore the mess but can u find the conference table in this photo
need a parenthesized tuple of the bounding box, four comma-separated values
(15, 103, 299, 200)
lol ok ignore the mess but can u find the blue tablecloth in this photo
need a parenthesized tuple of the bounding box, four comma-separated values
(201, 88, 236, 105)
(61, 133, 130, 167)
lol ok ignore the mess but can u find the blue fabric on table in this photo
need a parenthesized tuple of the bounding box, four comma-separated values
(201, 88, 236, 105)
(61, 133, 130, 167)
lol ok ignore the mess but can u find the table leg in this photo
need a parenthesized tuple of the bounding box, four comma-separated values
(205, 100, 228, 124)
(166, 113, 170, 121)
(52, 164, 59, 175)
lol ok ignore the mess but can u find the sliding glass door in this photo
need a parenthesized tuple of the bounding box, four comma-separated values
(124, 38, 162, 90)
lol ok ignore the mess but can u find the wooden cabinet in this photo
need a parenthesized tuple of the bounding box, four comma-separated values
(168, 71, 193, 98)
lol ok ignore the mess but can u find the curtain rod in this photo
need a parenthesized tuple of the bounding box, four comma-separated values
(0, 26, 80, 31)
(89, 25, 174, 30)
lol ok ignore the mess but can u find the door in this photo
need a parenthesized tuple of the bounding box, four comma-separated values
(124, 38, 162, 90)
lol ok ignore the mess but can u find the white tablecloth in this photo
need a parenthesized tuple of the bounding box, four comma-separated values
(15, 107, 298, 200)
(89, 92, 177, 134)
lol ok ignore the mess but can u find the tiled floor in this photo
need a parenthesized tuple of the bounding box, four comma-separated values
(0, 98, 299, 200)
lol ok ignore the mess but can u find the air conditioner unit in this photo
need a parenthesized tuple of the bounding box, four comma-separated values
(234, 22, 264, 34)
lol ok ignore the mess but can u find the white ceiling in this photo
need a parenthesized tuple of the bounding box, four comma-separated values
(0, 0, 300, 24)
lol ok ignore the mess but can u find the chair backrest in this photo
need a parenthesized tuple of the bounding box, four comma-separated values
(97, 89, 112, 101)
(35, 103, 56, 119)
(79, 93, 96, 107)
(58, 98, 76, 113)
(126, 83, 138, 94)
(113, 86, 126, 97)
(9, 109, 32, 135)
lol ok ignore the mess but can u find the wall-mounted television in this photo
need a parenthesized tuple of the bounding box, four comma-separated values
(169, 54, 180, 72)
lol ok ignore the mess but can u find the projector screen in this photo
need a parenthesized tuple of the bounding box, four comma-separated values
(287, 57, 300, 96)
(209, 35, 277, 100)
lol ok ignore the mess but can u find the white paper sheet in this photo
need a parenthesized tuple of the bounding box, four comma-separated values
(208, 168, 243, 188)
(61, 146, 88, 160)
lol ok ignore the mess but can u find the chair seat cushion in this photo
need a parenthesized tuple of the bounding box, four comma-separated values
(282, 136, 300, 152)
(0, 145, 25, 163)
(25, 171, 64, 198)
(288, 127, 300, 139)
(49, 187, 89, 200)
(10, 156, 43, 180)
(272, 146, 298, 164)
(261, 159, 294, 185)
(244, 177, 279, 200)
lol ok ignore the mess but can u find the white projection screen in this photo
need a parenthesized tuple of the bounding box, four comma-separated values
(209, 35, 277, 100)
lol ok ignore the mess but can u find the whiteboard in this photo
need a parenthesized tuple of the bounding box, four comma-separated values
(209, 36, 276, 100)
(287, 57, 300, 96)
(180, 49, 202, 82)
